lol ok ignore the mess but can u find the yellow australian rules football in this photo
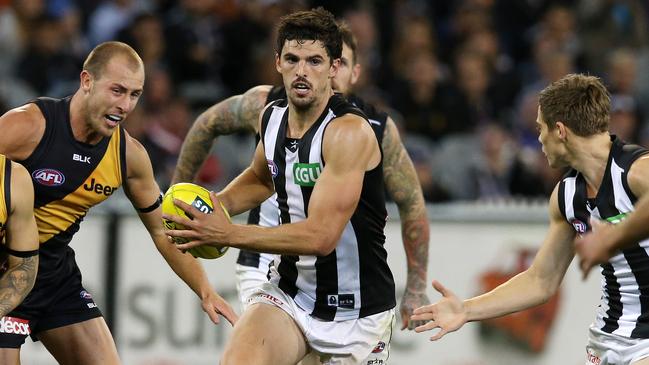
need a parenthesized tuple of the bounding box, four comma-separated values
(161, 182, 229, 259)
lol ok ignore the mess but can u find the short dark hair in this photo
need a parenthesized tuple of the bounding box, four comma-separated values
(275, 7, 342, 63)
(338, 20, 358, 64)
(539, 74, 610, 136)
(83, 41, 143, 80)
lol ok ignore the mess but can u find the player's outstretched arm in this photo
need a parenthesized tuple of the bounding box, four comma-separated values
(576, 155, 649, 278)
(171, 85, 272, 185)
(412, 185, 575, 341)
(0, 163, 39, 317)
(124, 132, 237, 326)
(382, 117, 430, 330)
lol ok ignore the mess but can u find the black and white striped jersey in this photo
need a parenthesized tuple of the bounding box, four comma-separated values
(237, 86, 389, 273)
(260, 93, 395, 321)
(558, 136, 649, 338)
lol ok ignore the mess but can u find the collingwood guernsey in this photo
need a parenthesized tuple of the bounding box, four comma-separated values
(558, 136, 649, 338)
(261, 93, 395, 321)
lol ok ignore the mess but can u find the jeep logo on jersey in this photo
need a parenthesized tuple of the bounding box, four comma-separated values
(32, 168, 65, 186)
(293, 163, 321, 187)
(83, 178, 118, 196)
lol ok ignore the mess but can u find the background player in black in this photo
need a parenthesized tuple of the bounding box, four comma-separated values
(0, 156, 39, 336)
(0, 42, 236, 364)
(172, 21, 430, 331)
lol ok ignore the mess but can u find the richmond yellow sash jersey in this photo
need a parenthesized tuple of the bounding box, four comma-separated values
(20, 97, 127, 247)
(0, 155, 10, 241)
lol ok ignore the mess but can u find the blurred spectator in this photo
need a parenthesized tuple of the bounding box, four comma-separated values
(0, 0, 45, 77)
(606, 48, 644, 144)
(15, 14, 80, 96)
(87, 0, 151, 46)
(579, 0, 648, 75)
(118, 13, 166, 70)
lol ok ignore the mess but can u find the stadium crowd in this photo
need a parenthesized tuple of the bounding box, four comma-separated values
(1, 0, 648, 202)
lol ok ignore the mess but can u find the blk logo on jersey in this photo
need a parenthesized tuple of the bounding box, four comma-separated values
(293, 163, 321, 187)
(0, 316, 31, 335)
(73, 153, 91, 164)
(32, 168, 65, 186)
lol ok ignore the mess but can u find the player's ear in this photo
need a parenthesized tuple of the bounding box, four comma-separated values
(80, 70, 93, 93)
(330, 58, 340, 78)
(556, 121, 568, 140)
(275, 52, 281, 73)
(351, 63, 361, 85)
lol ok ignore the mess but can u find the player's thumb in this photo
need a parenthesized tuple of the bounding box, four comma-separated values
(432, 280, 451, 297)
(589, 216, 604, 231)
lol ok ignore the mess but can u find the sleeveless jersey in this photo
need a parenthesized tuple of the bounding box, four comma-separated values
(237, 86, 389, 272)
(261, 93, 395, 321)
(19, 97, 126, 274)
(0, 155, 11, 242)
(558, 136, 649, 338)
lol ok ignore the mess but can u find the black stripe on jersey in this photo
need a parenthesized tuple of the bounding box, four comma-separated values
(627, 246, 649, 337)
(240, 133, 264, 267)
(260, 100, 285, 140)
(618, 143, 649, 204)
(601, 262, 622, 333)
(4, 159, 11, 221)
(572, 176, 590, 230)
(273, 111, 299, 298)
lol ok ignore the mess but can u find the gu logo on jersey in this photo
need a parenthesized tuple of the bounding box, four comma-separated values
(605, 213, 628, 225)
(372, 341, 386, 353)
(32, 168, 65, 186)
(0, 316, 31, 335)
(293, 163, 321, 187)
(192, 196, 213, 214)
(570, 219, 587, 234)
(327, 294, 355, 309)
(267, 159, 278, 178)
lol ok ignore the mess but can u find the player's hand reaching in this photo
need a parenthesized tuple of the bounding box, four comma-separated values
(400, 289, 430, 330)
(201, 290, 239, 326)
(575, 217, 616, 280)
(410, 280, 467, 341)
(163, 191, 231, 251)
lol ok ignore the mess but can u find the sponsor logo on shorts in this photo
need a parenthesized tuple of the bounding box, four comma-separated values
(586, 349, 601, 365)
(327, 294, 355, 309)
(0, 316, 31, 335)
(80, 290, 93, 300)
(570, 219, 587, 234)
(256, 293, 284, 307)
(32, 168, 65, 186)
(367, 360, 384, 365)
(372, 341, 386, 353)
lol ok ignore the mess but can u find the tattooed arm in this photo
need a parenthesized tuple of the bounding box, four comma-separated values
(172, 85, 273, 185)
(381, 117, 431, 330)
(0, 162, 39, 317)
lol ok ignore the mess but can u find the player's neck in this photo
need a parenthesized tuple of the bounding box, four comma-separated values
(287, 90, 332, 138)
(570, 133, 612, 194)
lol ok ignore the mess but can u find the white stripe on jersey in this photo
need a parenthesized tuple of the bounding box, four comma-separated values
(611, 160, 634, 212)
(563, 176, 576, 220)
(336, 222, 361, 316)
(264, 105, 285, 166)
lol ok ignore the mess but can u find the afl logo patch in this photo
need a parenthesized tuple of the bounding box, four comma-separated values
(32, 168, 65, 186)
(570, 219, 587, 234)
(267, 159, 278, 178)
